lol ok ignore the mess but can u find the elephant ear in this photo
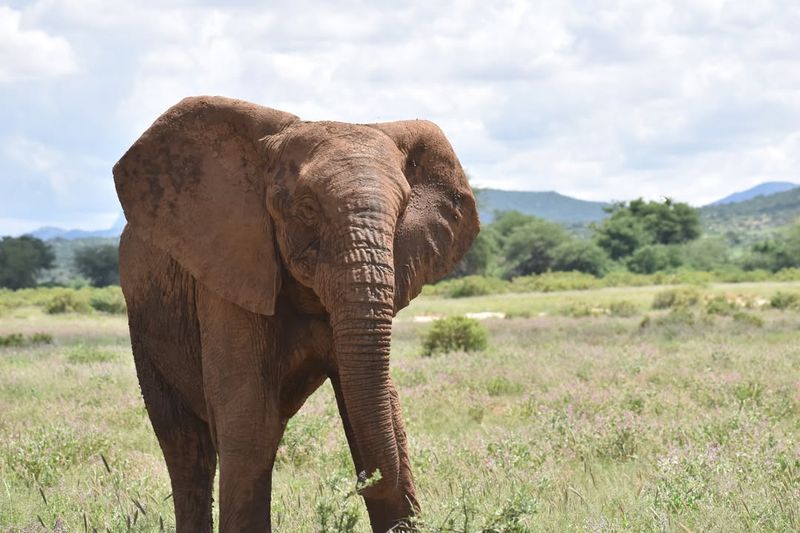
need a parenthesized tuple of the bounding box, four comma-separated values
(369, 120, 480, 312)
(113, 96, 298, 315)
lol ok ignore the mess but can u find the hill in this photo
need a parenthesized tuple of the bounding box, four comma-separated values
(477, 188, 609, 224)
(710, 181, 798, 206)
(27, 214, 126, 241)
(701, 186, 800, 242)
(17, 184, 800, 253)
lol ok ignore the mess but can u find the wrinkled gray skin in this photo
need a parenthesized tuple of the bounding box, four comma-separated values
(114, 96, 478, 532)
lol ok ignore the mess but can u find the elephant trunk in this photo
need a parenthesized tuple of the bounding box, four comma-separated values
(323, 215, 400, 499)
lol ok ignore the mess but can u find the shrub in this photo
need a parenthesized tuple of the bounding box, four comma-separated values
(640, 307, 697, 331)
(602, 270, 656, 287)
(486, 376, 523, 396)
(29, 332, 53, 345)
(652, 287, 702, 310)
(705, 295, 737, 316)
(773, 267, 800, 281)
(609, 300, 638, 317)
(732, 311, 764, 328)
(714, 268, 772, 283)
(45, 291, 90, 314)
(65, 345, 117, 364)
(421, 316, 488, 356)
(511, 271, 602, 293)
(770, 291, 800, 310)
(0, 333, 25, 347)
(0, 332, 53, 347)
(560, 303, 603, 318)
(446, 276, 509, 298)
(89, 287, 127, 314)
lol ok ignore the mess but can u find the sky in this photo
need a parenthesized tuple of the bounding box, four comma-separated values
(1, 0, 800, 236)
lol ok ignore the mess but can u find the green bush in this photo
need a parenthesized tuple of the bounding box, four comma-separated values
(511, 271, 603, 293)
(609, 300, 639, 317)
(732, 311, 764, 328)
(644, 307, 697, 329)
(421, 316, 488, 356)
(89, 287, 127, 314)
(486, 376, 523, 396)
(424, 268, 800, 299)
(65, 345, 117, 364)
(45, 291, 91, 314)
(559, 304, 595, 318)
(0, 333, 25, 347)
(652, 287, 702, 310)
(714, 268, 772, 283)
(0, 332, 53, 347)
(773, 267, 800, 281)
(705, 295, 737, 316)
(29, 332, 53, 345)
(770, 291, 800, 310)
(446, 275, 509, 298)
(602, 270, 656, 287)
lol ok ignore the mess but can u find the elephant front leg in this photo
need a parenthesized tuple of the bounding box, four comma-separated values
(216, 432, 282, 532)
(197, 286, 285, 532)
(331, 375, 419, 532)
(203, 351, 285, 533)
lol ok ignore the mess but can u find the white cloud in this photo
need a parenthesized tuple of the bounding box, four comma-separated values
(0, 6, 76, 83)
(3, 0, 800, 234)
(1, 135, 118, 217)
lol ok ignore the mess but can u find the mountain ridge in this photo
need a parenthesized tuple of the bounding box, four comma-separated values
(477, 188, 610, 224)
(19, 181, 800, 241)
(710, 181, 798, 206)
(26, 215, 126, 241)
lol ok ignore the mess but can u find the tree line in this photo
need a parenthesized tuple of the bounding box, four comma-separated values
(2, 197, 800, 290)
(454, 198, 800, 279)
(0, 237, 118, 289)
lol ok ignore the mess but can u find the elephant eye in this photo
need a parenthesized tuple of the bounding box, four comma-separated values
(296, 198, 319, 227)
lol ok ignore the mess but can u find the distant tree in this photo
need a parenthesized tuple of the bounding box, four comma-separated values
(491, 211, 539, 244)
(593, 214, 650, 260)
(502, 218, 568, 278)
(679, 238, 731, 271)
(74, 244, 119, 287)
(450, 229, 497, 278)
(594, 198, 701, 260)
(742, 222, 800, 271)
(552, 240, 609, 276)
(626, 244, 683, 274)
(0, 236, 55, 289)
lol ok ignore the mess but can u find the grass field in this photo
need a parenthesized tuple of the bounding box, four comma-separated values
(2, 283, 799, 531)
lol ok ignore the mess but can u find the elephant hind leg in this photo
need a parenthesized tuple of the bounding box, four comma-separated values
(134, 354, 217, 533)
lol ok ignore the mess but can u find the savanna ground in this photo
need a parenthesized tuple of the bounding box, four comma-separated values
(1, 283, 799, 531)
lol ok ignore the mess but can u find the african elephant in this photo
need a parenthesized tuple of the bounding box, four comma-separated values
(113, 96, 478, 532)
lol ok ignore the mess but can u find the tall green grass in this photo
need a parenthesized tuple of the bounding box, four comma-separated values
(2, 283, 800, 530)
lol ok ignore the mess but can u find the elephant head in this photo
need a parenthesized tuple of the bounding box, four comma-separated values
(113, 96, 478, 499)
